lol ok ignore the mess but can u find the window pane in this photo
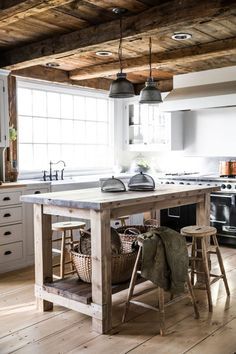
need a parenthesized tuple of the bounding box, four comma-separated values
(18, 116, 33, 143)
(47, 92, 60, 118)
(48, 118, 61, 143)
(48, 144, 61, 162)
(74, 121, 86, 144)
(86, 122, 97, 144)
(61, 94, 73, 119)
(74, 145, 86, 167)
(19, 144, 33, 170)
(33, 118, 47, 143)
(18, 88, 32, 116)
(86, 97, 96, 120)
(61, 145, 74, 167)
(32, 90, 47, 117)
(61, 120, 73, 143)
(33, 144, 47, 170)
(97, 123, 108, 144)
(97, 99, 108, 121)
(74, 96, 85, 120)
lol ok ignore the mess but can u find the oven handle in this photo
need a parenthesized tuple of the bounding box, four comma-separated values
(210, 219, 227, 224)
(211, 193, 235, 206)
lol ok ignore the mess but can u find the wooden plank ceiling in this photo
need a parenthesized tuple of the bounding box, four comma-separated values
(0, 0, 236, 91)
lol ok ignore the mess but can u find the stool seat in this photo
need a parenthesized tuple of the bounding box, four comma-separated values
(181, 225, 230, 312)
(52, 221, 86, 279)
(181, 225, 216, 237)
(52, 221, 86, 231)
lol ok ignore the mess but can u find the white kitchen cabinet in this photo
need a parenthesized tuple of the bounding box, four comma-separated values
(23, 185, 50, 262)
(123, 98, 183, 151)
(0, 187, 25, 273)
(0, 69, 10, 147)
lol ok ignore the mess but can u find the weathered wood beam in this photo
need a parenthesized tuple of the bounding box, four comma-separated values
(11, 66, 113, 91)
(70, 37, 236, 80)
(1, 0, 236, 69)
(0, 0, 74, 27)
(11, 65, 172, 92)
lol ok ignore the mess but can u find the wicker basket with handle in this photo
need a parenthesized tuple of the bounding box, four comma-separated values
(71, 240, 137, 284)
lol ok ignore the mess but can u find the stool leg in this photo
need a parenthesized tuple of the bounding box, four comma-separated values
(69, 229, 75, 273)
(158, 287, 165, 336)
(212, 234, 230, 296)
(201, 238, 213, 312)
(186, 273, 199, 319)
(60, 230, 66, 279)
(122, 246, 142, 323)
(191, 238, 196, 285)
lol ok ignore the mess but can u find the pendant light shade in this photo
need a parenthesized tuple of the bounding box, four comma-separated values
(109, 9, 134, 99)
(139, 38, 162, 104)
(109, 72, 135, 98)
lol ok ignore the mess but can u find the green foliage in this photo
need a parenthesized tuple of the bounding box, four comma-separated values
(9, 125, 17, 141)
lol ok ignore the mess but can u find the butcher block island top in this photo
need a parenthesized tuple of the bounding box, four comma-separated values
(20, 185, 219, 335)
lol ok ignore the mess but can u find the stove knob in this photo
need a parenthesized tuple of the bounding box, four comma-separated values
(227, 184, 232, 189)
(165, 181, 170, 184)
(221, 184, 226, 189)
(186, 183, 191, 185)
(198, 183, 202, 185)
(179, 182, 184, 185)
(207, 184, 211, 186)
(170, 181, 175, 184)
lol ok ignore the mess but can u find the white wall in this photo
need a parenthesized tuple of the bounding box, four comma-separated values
(183, 107, 236, 156)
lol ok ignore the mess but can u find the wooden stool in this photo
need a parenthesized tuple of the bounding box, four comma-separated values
(52, 221, 86, 279)
(116, 215, 130, 227)
(122, 239, 199, 336)
(181, 225, 230, 312)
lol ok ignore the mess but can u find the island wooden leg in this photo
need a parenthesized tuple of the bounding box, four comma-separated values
(91, 209, 112, 334)
(34, 204, 53, 311)
(195, 193, 211, 286)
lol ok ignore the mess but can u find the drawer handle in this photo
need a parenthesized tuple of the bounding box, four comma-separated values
(34, 191, 41, 194)
(3, 213, 11, 218)
(4, 231, 12, 236)
(4, 250, 12, 256)
(3, 197, 10, 201)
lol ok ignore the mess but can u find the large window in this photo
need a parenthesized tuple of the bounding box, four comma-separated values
(17, 80, 114, 177)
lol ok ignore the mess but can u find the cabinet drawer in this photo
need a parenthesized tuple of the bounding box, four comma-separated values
(0, 241, 23, 264)
(0, 191, 22, 206)
(0, 206, 22, 225)
(0, 223, 23, 244)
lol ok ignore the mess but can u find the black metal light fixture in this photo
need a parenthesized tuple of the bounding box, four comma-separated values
(139, 37, 162, 104)
(109, 8, 135, 98)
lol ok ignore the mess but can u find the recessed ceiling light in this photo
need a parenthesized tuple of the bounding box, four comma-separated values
(45, 62, 60, 68)
(171, 33, 192, 41)
(96, 51, 113, 57)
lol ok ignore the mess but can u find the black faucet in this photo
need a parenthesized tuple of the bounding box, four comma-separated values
(43, 160, 66, 181)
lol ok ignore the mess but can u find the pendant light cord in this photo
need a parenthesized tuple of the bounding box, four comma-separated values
(118, 16, 123, 73)
(149, 37, 152, 78)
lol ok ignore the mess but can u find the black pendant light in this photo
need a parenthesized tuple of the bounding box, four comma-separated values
(109, 9, 135, 98)
(139, 37, 162, 104)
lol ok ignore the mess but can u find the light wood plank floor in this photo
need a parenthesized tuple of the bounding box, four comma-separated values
(1, 246, 236, 354)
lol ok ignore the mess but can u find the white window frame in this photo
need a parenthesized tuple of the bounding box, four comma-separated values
(17, 79, 115, 180)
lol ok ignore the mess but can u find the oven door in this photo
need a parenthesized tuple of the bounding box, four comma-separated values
(210, 193, 236, 246)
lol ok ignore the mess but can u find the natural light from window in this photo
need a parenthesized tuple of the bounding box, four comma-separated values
(17, 81, 114, 177)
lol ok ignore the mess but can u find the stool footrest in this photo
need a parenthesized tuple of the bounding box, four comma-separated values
(53, 260, 73, 268)
(210, 277, 223, 285)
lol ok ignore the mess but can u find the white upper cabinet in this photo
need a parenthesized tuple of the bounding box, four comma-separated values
(0, 70, 9, 147)
(123, 98, 183, 151)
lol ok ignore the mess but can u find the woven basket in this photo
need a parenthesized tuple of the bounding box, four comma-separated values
(71, 240, 137, 284)
(116, 225, 150, 243)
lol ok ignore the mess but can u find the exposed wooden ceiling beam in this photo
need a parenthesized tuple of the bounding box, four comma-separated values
(0, 0, 74, 27)
(11, 65, 113, 91)
(1, 0, 236, 69)
(69, 37, 236, 80)
(11, 65, 172, 92)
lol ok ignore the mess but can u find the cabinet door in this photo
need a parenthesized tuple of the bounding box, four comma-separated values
(125, 101, 177, 151)
(24, 188, 49, 257)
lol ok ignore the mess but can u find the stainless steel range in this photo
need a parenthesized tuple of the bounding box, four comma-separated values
(157, 173, 236, 247)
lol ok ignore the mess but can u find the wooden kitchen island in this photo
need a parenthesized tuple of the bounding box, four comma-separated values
(21, 184, 219, 334)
